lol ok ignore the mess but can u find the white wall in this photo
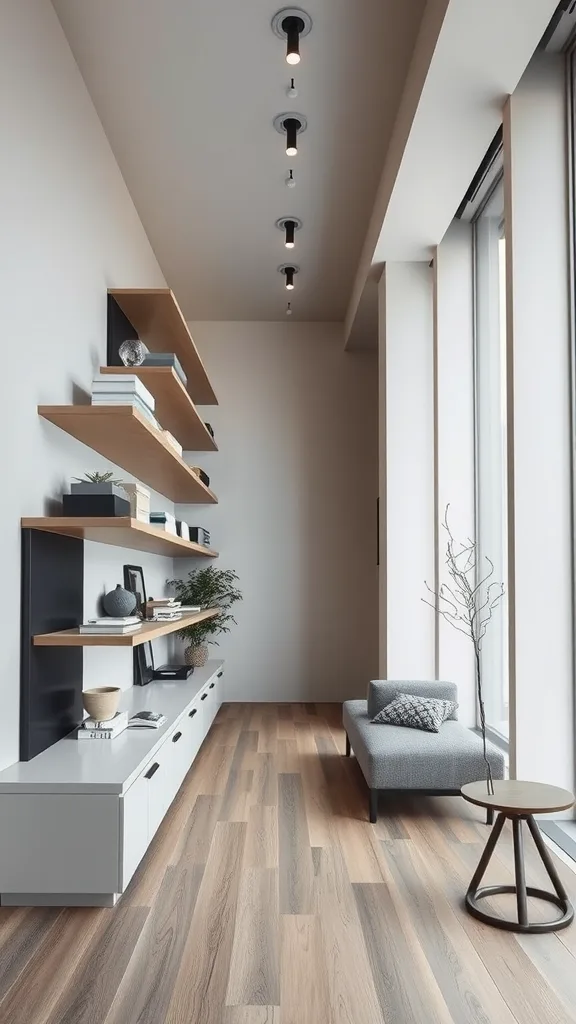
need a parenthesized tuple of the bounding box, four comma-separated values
(0, 0, 173, 770)
(504, 52, 574, 789)
(180, 322, 379, 703)
(378, 263, 436, 679)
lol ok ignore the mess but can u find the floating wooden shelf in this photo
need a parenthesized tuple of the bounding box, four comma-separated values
(109, 289, 217, 406)
(33, 608, 220, 647)
(22, 518, 218, 559)
(99, 367, 217, 451)
(38, 405, 218, 504)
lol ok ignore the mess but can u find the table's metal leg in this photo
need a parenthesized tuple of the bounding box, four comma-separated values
(512, 818, 528, 927)
(526, 815, 570, 902)
(467, 812, 506, 894)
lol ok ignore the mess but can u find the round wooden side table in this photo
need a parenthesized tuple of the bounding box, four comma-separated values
(461, 780, 575, 933)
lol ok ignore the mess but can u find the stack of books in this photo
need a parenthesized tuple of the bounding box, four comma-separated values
(79, 616, 142, 636)
(146, 599, 182, 621)
(120, 482, 151, 523)
(91, 374, 158, 429)
(78, 711, 128, 740)
(149, 511, 178, 536)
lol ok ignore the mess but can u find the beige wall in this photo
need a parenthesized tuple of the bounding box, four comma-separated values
(182, 322, 379, 703)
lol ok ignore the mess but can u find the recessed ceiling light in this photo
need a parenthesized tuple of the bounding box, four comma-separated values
(276, 216, 302, 249)
(273, 113, 307, 157)
(278, 264, 299, 290)
(271, 8, 313, 65)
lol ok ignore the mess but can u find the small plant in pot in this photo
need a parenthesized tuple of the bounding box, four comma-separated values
(167, 566, 242, 667)
(72, 471, 127, 500)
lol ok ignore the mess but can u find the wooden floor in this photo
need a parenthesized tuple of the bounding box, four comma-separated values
(2, 703, 576, 1024)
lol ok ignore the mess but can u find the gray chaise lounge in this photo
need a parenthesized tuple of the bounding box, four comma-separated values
(343, 680, 505, 825)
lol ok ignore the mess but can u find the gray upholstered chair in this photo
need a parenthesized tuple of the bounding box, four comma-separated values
(343, 680, 505, 824)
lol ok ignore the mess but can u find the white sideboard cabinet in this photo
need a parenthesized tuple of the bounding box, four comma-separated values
(0, 661, 224, 906)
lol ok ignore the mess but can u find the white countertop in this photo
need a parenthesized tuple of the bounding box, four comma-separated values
(0, 661, 223, 795)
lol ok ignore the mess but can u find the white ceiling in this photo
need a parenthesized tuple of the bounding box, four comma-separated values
(53, 0, 426, 321)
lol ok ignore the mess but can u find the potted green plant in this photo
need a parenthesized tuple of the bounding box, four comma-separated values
(167, 566, 242, 667)
(72, 471, 127, 500)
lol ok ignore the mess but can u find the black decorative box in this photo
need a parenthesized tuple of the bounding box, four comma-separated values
(191, 467, 210, 487)
(62, 493, 131, 518)
(189, 526, 211, 546)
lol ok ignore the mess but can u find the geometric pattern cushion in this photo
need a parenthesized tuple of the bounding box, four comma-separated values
(372, 692, 459, 733)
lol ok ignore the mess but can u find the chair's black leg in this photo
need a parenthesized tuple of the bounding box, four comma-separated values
(486, 807, 494, 826)
(369, 788, 378, 824)
(345, 733, 351, 757)
(526, 815, 571, 902)
(467, 812, 506, 895)
(512, 818, 528, 927)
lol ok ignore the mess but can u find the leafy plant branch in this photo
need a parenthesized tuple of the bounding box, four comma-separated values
(423, 504, 505, 795)
(167, 566, 242, 648)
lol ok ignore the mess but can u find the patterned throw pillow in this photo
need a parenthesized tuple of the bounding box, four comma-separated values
(371, 692, 459, 733)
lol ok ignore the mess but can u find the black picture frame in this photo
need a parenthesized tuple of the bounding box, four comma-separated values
(134, 642, 155, 687)
(123, 564, 152, 686)
(123, 564, 147, 615)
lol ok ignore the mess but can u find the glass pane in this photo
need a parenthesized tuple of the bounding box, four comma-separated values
(474, 178, 509, 741)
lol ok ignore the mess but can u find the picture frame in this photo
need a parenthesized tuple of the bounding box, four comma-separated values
(123, 564, 147, 616)
(134, 642, 155, 687)
(123, 564, 152, 686)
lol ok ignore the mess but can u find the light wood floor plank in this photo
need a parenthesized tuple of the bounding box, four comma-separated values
(225, 1007, 280, 1023)
(244, 804, 279, 869)
(278, 773, 314, 914)
(45, 906, 149, 1024)
(226, 867, 280, 1007)
(0, 909, 103, 1024)
(354, 882, 452, 1024)
(165, 821, 246, 1024)
(280, 915, 330, 1024)
(104, 862, 204, 1024)
(315, 845, 383, 1024)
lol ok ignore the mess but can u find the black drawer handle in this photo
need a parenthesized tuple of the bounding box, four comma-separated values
(189, 709, 197, 718)
(172, 731, 182, 743)
(201, 693, 208, 701)
(209, 682, 215, 689)
(145, 762, 160, 780)
(217, 671, 223, 678)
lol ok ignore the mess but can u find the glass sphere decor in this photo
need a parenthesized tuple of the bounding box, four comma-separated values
(118, 338, 147, 367)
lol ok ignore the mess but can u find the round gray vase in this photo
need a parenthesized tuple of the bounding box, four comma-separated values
(103, 584, 137, 617)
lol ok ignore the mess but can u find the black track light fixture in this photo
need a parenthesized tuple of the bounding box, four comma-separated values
(278, 264, 299, 290)
(284, 118, 300, 156)
(272, 8, 313, 65)
(283, 15, 305, 64)
(276, 216, 302, 249)
(273, 113, 307, 157)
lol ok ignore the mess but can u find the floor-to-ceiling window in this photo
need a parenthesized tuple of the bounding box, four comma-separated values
(474, 175, 509, 742)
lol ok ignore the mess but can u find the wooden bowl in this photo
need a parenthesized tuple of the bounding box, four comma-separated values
(83, 686, 121, 722)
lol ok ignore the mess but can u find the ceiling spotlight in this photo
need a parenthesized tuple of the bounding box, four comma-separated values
(286, 302, 293, 316)
(287, 78, 298, 99)
(278, 264, 299, 290)
(272, 8, 313, 66)
(273, 112, 307, 157)
(276, 216, 302, 249)
(285, 169, 296, 188)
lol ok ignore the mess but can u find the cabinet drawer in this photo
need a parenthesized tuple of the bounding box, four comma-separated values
(120, 771, 149, 889)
